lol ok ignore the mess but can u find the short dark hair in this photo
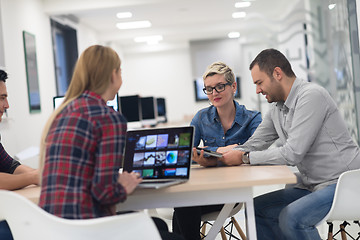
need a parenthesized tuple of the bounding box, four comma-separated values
(249, 48, 296, 78)
(0, 70, 8, 82)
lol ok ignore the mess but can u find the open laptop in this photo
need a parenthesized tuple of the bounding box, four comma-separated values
(123, 126, 194, 189)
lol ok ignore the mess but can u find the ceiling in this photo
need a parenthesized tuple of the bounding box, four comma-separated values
(42, 0, 300, 53)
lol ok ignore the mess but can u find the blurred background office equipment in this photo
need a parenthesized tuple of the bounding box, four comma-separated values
(140, 96, 157, 127)
(53, 94, 119, 111)
(156, 97, 167, 123)
(119, 94, 142, 129)
(53, 96, 65, 110)
(106, 94, 120, 112)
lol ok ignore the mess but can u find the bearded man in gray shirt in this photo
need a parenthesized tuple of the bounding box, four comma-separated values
(220, 48, 360, 240)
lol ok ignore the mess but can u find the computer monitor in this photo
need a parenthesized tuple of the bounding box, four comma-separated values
(156, 97, 167, 123)
(140, 96, 157, 127)
(194, 76, 241, 101)
(119, 95, 142, 129)
(53, 96, 65, 109)
(106, 94, 119, 111)
(53, 94, 119, 111)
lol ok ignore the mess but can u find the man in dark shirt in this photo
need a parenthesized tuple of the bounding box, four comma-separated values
(0, 69, 39, 240)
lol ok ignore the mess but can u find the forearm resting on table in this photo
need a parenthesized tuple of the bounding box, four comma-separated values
(13, 164, 36, 174)
(0, 170, 39, 190)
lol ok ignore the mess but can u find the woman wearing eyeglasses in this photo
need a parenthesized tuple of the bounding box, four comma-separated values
(192, 61, 262, 166)
(172, 62, 262, 240)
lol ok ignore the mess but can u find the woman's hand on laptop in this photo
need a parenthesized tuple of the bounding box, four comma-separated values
(118, 171, 142, 194)
(192, 147, 217, 167)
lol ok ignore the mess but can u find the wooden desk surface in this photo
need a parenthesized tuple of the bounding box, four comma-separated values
(14, 165, 296, 205)
(13, 184, 40, 204)
(164, 164, 296, 192)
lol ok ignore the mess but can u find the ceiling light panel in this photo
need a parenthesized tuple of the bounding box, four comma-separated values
(134, 35, 163, 44)
(235, 2, 251, 8)
(116, 12, 132, 19)
(228, 32, 240, 38)
(116, 20, 151, 29)
(232, 12, 247, 18)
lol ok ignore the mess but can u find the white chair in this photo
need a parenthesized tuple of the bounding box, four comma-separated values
(0, 190, 161, 240)
(320, 169, 360, 240)
(200, 203, 247, 240)
(154, 204, 247, 240)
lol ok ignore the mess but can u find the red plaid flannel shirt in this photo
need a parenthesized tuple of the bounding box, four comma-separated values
(39, 91, 127, 219)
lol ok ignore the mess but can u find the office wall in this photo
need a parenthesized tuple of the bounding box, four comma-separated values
(121, 39, 263, 124)
(190, 38, 242, 77)
(0, 0, 100, 160)
(0, 0, 55, 159)
(120, 48, 194, 122)
(0, 0, 4, 67)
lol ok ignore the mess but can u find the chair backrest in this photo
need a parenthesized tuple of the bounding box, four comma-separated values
(326, 169, 360, 222)
(0, 190, 161, 240)
(201, 203, 244, 221)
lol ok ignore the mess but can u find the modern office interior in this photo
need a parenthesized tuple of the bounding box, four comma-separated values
(1, 0, 360, 239)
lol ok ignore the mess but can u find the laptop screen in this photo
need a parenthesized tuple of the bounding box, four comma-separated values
(123, 126, 194, 180)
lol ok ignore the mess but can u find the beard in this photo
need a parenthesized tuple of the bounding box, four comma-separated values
(265, 77, 284, 103)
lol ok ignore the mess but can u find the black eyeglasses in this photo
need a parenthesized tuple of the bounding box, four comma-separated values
(203, 82, 232, 95)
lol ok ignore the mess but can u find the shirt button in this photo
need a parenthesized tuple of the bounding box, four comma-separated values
(222, 137, 225, 139)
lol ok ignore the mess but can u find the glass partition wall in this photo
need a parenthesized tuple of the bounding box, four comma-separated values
(307, 0, 359, 143)
(271, 0, 360, 143)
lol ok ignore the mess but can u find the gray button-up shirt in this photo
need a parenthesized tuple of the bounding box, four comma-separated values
(235, 78, 360, 191)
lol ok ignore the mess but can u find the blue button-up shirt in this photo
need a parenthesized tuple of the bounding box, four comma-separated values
(191, 101, 262, 152)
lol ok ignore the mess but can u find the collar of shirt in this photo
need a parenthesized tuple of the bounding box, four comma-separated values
(82, 90, 107, 105)
(276, 78, 304, 112)
(284, 78, 302, 108)
(209, 100, 244, 125)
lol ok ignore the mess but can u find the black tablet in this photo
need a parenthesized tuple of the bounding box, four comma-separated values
(196, 147, 223, 158)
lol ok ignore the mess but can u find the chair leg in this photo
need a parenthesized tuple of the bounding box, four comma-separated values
(340, 222, 348, 240)
(201, 222, 207, 239)
(327, 222, 333, 240)
(354, 221, 360, 240)
(231, 216, 247, 240)
(220, 227, 227, 240)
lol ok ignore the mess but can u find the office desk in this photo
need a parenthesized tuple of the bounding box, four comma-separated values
(14, 184, 40, 204)
(116, 165, 296, 240)
(14, 165, 296, 240)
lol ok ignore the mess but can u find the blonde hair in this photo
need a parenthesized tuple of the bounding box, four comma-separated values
(39, 45, 121, 178)
(202, 62, 235, 84)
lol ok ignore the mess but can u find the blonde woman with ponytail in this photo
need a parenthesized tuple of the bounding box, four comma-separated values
(38, 45, 141, 219)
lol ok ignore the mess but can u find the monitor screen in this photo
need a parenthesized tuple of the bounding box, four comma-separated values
(53, 96, 65, 109)
(53, 94, 119, 111)
(106, 94, 119, 111)
(119, 95, 141, 122)
(156, 97, 167, 123)
(194, 76, 241, 101)
(140, 97, 157, 126)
